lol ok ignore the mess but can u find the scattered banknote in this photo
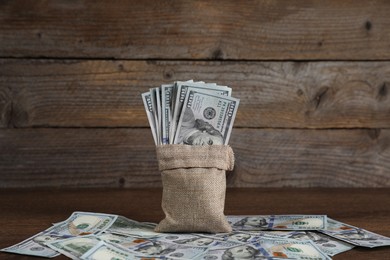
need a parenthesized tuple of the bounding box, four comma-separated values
(127, 239, 208, 259)
(80, 241, 156, 260)
(142, 80, 239, 146)
(105, 215, 159, 238)
(51, 211, 118, 236)
(0, 226, 62, 258)
(210, 231, 270, 245)
(320, 218, 390, 248)
(2, 212, 390, 259)
(254, 237, 331, 260)
(46, 232, 154, 260)
(261, 231, 354, 256)
(228, 215, 327, 231)
(196, 238, 331, 260)
(0, 211, 118, 258)
(154, 233, 241, 250)
(194, 243, 272, 260)
(211, 230, 353, 256)
(154, 233, 223, 247)
(45, 235, 101, 259)
(98, 232, 151, 248)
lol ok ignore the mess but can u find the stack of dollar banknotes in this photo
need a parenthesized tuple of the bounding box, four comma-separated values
(2, 212, 390, 259)
(141, 80, 239, 145)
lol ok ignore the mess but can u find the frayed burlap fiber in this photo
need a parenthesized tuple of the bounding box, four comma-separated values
(155, 145, 234, 233)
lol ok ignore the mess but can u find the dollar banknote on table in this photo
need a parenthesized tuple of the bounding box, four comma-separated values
(228, 215, 327, 231)
(153, 233, 242, 250)
(45, 235, 101, 259)
(98, 232, 151, 248)
(210, 231, 265, 244)
(127, 239, 209, 259)
(52, 211, 118, 236)
(105, 215, 159, 238)
(195, 237, 331, 260)
(3, 212, 390, 259)
(255, 237, 331, 260)
(46, 232, 154, 259)
(261, 230, 354, 256)
(80, 241, 160, 260)
(45, 232, 157, 259)
(0, 226, 62, 258)
(1, 211, 117, 258)
(320, 218, 390, 248)
(153, 233, 223, 248)
(210, 229, 353, 256)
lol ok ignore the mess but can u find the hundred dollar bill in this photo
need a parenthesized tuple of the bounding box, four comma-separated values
(98, 232, 151, 248)
(195, 237, 330, 260)
(47, 232, 151, 259)
(280, 231, 354, 256)
(255, 237, 331, 260)
(81, 241, 159, 260)
(105, 215, 159, 238)
(320, 218, 390, 248)
(209, 231, 267, 244)
(194, 244, 278, 260)
(153, 234, 221, 247)
(0, 225, 65, 258)
(209, 230, 351, 256)
(51, 212, 118, 236)
(170, 82, 232, 144)
(141, 92, 158, 145)
(150, 87, 162, 145)
(127, 240, 208, 259)
(161, 84, 174, 144)
(45, 235, 101, 259)
(170, 80, 195, 116)
(174, 89, 239, 145)
(228, 215, 327, 231)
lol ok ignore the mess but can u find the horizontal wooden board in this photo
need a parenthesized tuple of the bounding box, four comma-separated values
(0, 1, 390, 60)
(1, 59, 389, 128)
(0, 128, 389, 188)
(0, 128, 160, 188)
(231, 128, 390, 187)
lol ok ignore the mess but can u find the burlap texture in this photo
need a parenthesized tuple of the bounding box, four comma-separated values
(155, 145, 234, 233)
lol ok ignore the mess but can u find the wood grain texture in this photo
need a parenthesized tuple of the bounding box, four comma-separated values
(0, 128, 389, 188)
(1, 59, 390, 128)
(0, 128, 159, 188)
(0, 1, 389, 60)
(231, 128, 390, 187)
(0, 188, 389, 259)
(0, 84, 12, 127)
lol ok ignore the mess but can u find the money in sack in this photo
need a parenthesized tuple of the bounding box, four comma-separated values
(155, 144, 234, 233)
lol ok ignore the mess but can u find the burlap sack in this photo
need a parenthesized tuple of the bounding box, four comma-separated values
(155, 145, 234, 233)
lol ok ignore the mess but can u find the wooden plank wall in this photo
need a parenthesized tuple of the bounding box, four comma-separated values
(0, 0, 389, 188)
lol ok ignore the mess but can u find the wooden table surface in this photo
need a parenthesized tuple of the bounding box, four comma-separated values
(0, 188, 389, 259)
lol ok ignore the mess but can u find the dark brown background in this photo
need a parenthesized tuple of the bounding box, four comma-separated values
(0, 0, 389, 188)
